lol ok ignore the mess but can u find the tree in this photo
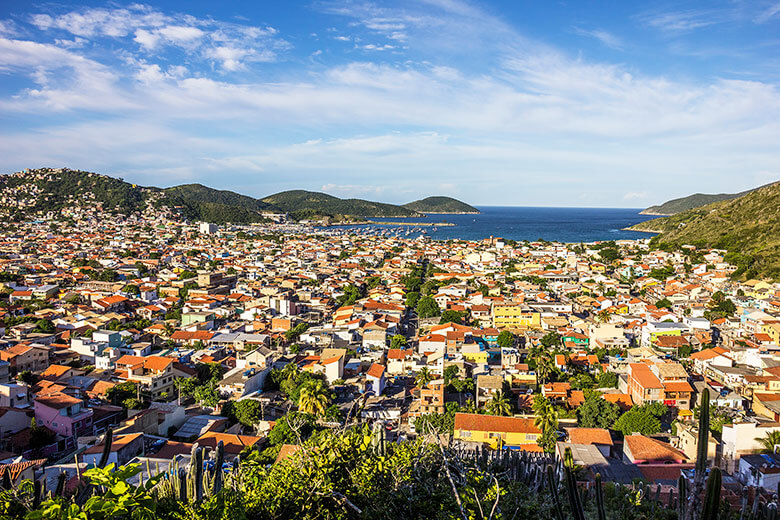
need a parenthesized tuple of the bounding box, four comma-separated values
(231, 399, 264, 427)
(34, 319, 55, 334)
(568, 373, 595, 390)
(597, 371, 618, 388)
(655, 298, 672, 309)
(285, 323, 309, 343)
(107, 381, 138, 407)
(577, 394, 621, 429)
(438, 310, 465, 325)
(486, 392, 512, 416)
(540, 332, 561, 349)
(405, 291, 420, 308)
(534, 351, 555, 384)
(194, 384, 220, 407)
(756, 430, 780, 454)
(298, 381, 331, 416)
(390, 334, 407, 349)
(17, 370, 36, 385)
(707, 291, 736, 318)
(532, 395, 558, 452)
(596, 309, 613, 324)
(496, 330, 514, 349)
(416, 296, 440, 319)
(123, 284, 140, 296)
(268, 412, 315, 445)
(612, 406, 662, 436)
(415, 367, 433, 388)
(443, 365, 460, 386)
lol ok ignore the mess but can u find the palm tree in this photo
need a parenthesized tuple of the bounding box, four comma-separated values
(298, 381, 330, 416)
(532, 395, 558, 435)
(486, 391, 512, 416)
(415, 367, 433, 388)
(596, 309, 613, 324)
(534, 351, 555, 385)
(756, 431, 780, 453)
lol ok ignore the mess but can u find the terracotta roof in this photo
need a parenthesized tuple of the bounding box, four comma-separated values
(84, 433, 143, 455)
(367, 363, 385, 379)
(275, 444, 301, 463)
(566, 428, 613, 446)
(454, 413, 541, 435)
(195, 432, 262, 455)
(0, 459, 46, 482)
(624, 435, 688, 463)
(35, 392, 82, 410)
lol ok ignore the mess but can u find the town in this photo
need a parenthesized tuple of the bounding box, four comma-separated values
(1, 204, 779, 513)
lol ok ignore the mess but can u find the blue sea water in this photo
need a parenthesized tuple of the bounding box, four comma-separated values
(347, 206, 658, 243)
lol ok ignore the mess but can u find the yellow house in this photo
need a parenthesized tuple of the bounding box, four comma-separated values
(491, 304, 541, 330)
(453, 413, 541, 449)
(762, 323, 780, 344)
(649, 328, 681, 343)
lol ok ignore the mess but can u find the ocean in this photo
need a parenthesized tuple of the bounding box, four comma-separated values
(340, 206, 658, 243)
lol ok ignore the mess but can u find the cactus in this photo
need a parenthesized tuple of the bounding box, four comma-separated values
(98, 428, 114, 469)
(178, 468, 187, 502)
(1, 471, 10, 490)
(701, 466, 722, 520)
(546, 465, 565, 520)
(33, 479, 42, 510)
(696, 389, 711, 478)
(54, 472, 66, 497)
(212, 441, 225, 495)
(372, 421, 387, 456)
(189, 443, 204, 502)
(769, 503, 779, 520)
(563, 448, 586, 520)
(594, 473, 607, 520)
(678, 475, 688, 520)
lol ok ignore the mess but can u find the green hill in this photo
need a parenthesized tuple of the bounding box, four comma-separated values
(640, 184, 771, 215)
(0, 168, 428, 224)
(261, 190, 420, 220)
(403, 196, 479, 214)
(631, 182, 780, 280)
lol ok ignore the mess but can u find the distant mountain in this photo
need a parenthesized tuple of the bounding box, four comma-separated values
(403, 196, 479, 214)
(639, 184, 772, 215)
(630, 182, 780, 280)
(0, 168, 436, 224)
(261, 190, 420, 220)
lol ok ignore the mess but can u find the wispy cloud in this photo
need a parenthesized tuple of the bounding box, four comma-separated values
(638, 9, 728, 32)
(755, 2, 780, 23)
(572, 27, 623, 50)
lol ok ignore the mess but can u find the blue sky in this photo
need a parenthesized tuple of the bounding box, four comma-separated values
(1, 0, 779, 207)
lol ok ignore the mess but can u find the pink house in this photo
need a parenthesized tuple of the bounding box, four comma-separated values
(34, 392, 93, 439)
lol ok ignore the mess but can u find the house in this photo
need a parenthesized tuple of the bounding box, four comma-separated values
(476, 375, 503, 407)
(491, 304, 541, 330)
(115, 355, 175, 400)
(195, 432, 262, 460)
(623, 434, 688, 464)
(689, 347, 733, 375)
(366, 363, 386, 396)
(82, 432, 144, 467)
(721, 421, 780, 473)
(218, 366, 271, 398)
(34, 392, 94, 439)
(565, 428, 613, 458)
(0, 344, 50, 374)
(453, 413, 541, 449)
(0, 382, 31, 409)
(738, 453, 780, 491)
(627, 363, 664, 406)
(0, 459, 46, 487)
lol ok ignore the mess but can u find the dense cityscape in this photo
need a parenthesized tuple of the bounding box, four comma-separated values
(0, 184, 778, 518)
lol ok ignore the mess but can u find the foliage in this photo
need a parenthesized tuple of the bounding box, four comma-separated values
(439, 310, 465, 325)
(577, 394, 621, 429)
(336, 284, 363, 307)
(106, 382, 139, 408)
(415, 296, 440, 319)
(390, 334, 407, 349)
(540, 332, 561, 349)
(496, 330, 514, 349)
(655, 298, 672, 309)
(267, 412, 316, 445)
(612, 404, 664, 436)
(227, 399, 264, 428)
(298, 380, 331, 416)
(597, 372, 618, 388)
(485, 391, 512, 416)
(532, 395, 558, 452)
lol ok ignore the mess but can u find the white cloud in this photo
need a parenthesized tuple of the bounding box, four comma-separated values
(755, 2, 780, 23)
(572, 27, 623, 50)
(321, 183, 388, 198)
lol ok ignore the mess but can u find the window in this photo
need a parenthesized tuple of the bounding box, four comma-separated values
(526, 434, 537, 441)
